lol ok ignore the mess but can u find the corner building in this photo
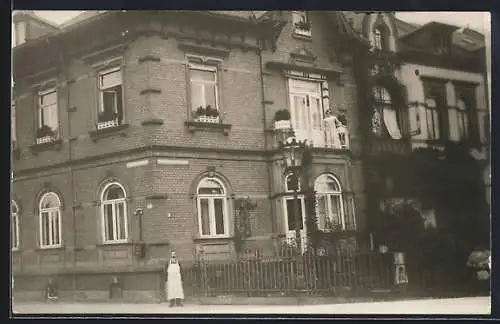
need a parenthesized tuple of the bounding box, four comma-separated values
(12, 11, 369, 301)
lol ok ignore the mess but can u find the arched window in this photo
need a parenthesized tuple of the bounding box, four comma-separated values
(39, 192, 62, 248)
(101, 182, 128, 243)
(11, 200, 19, 250)
(373, 28, 384, 50)
(372, 86, 402, 139)
(197, 177, 229, 237)
(456, 99, 469, 140)
(315, 174, 346, 231)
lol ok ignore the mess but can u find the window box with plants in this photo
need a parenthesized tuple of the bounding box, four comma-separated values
(273, 109, 291, 130)
(294, 20, 312, 34)
(194, 105, 220, 124)
(36, 125, 58, 145)
(97, 110, 120, 130)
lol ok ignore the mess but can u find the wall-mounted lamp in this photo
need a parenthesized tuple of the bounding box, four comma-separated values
(135, 208, 144, 217)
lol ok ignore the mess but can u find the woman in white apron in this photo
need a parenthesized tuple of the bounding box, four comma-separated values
(165, 252, 184, 307)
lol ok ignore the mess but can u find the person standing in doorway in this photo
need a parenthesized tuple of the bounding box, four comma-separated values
(165, 251, 184, 307)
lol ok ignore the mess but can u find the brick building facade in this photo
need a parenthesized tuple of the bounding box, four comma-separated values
(11, 11, 370, 301)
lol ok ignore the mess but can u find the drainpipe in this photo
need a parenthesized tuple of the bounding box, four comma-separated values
(258, 38, 276, 237)
(58, 44, 78, 301)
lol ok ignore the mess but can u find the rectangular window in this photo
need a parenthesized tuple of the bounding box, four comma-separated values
(102, 201, 127, 243)
(288, 79, 324, 146)
(425, 104, 440, 140)
(424, 83, 448, 141)
(40, 210, 61, 248)
(197, 197, 227, 237)
(456, 87, 480, 145)
(292, 11, 311, 37)
(189, 63, 219, 123)
(11, 102, 16, 144)
(37, 89, 58, 142)
(98, 67, 123, 130)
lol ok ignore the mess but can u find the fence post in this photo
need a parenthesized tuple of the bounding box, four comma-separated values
(198, 247, 208, 297)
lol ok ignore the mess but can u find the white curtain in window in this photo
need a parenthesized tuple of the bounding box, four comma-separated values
(291, 95, 309, 142)
(45, 104, 59, 130)
(383, 108, 402, 139)
(100, 70, 122, 89)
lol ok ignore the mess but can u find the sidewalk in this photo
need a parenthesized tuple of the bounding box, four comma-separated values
(12, 297, 491, 315)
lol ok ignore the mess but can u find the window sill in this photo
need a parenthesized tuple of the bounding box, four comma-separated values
(89, 123, 129, 142)
(184, 120, 232, 136)
(29, 138, 63, 156)
(193, 236, 233, 242)
(97, 241, 132, 247)
(36, 245, 65, 251)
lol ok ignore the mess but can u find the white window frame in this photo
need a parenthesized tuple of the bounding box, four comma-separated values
(37, 88, 59, 134)
(373, 28, 383, 50)
(196, 177, 229, 238)
(38, 192, 62, 249)
(189, 63, 219, 112)
(97, 66, 123, 127)
(425, 98, 440, 140)
(292, 11, 311, 37)
(12, 200, 20, 251)
(100, 182, 129, 244)
(288, 78, 323, 145)
(456, 99, 469, 140)
(282, 173, 307, 252)
(314, 174, 346, 232)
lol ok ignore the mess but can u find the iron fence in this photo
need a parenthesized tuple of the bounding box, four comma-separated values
(179, 248, 396, 297)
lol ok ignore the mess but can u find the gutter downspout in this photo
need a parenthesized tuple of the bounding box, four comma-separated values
(59, 45, 78, 301)
(258, 39, 276, 237)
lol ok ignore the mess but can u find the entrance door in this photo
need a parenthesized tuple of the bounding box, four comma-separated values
(283, 196, 307, 254)
(289, 79, 324, 147)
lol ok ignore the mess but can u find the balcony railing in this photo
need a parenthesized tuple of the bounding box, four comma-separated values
(277, 116, 350, 150)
